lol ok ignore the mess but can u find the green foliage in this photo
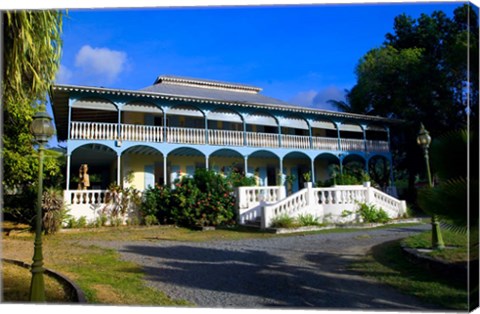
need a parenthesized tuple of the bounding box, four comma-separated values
(226, 170, 257, 187)
(328, 5, 478, 205)
(357, 203, 390, 224)
(65, 216, 87, 229)
(417, 129, 478, 231)
(102, 184, 142, 226)
(271, 213, 323, 228)
(3, 11, 64, 190)
(297, 214, 321, 226)
(41, 187, 67, 234)
(139, 169, 238, 228)
(144, 214, 159, 226)
(270, 214, 298, 229)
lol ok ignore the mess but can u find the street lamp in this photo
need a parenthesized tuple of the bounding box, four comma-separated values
(417, 123, 445, 250)
(29, 109, 55, 302)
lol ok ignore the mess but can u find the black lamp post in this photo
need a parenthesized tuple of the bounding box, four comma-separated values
(29, 109, 55, 302)
(417, 123, 445, 250)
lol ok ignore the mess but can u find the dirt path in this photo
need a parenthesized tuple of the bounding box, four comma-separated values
(98, 224, 440, 310)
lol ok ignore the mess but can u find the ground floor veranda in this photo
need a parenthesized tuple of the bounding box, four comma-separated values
(66, 141, 394, 194)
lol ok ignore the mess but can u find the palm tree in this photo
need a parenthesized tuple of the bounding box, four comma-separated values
(417, 129, 478, 233)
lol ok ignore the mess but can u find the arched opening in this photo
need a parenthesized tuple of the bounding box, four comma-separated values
(314, 153, 340, 186)
(207, 109, 244, 146)
(167, 147, 206, 186)
(209, 148, 244, 176)
(245, 112, 279, 148)
(311, 119, 338, 150)
(247, 150, 280, 186)
(121, 145, 164, 189)
(283, 151, 311, 193)
(342, 154, 366, 184)
(70, 144, 117, 190)
(368, 155, 391, 189)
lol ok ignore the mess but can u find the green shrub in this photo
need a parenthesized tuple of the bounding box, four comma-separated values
(297, 214, 321, 226)
(144, 214, 159, 226)
(139, 169, 238, 228)
(357, 202, 390, 223)
(76, 216, 87, 228)
(42, 187, 68, 234)
(270, 214, 298, 228)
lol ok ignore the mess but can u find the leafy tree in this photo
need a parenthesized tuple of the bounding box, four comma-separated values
(417, 129, 478, 232)
(2, 11, 64, 223)
(329, 4, 478, 204)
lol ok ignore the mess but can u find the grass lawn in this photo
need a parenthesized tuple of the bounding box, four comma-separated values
(1, 222, 278, 305)
(4, 220, 462, 308)
(350, 228, 473, 310)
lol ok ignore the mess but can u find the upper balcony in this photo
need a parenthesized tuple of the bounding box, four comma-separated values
(50, 76, 396, 156)
(69, 120, 390, 153)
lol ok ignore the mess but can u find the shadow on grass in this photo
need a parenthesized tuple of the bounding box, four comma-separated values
(355, 239, 468, 310)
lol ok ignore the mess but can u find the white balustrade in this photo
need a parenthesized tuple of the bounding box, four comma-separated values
(208, 129, 244, 146)
(70, 121, 118, 140)
(339, 138, 365, 151)
(246, 132, 279, 148)
(367, 140, 389, 152)
(167, 127, 206, 145)
(121, 123, 163, 142)
(371, 188, 407, 217)
(70, 121, 390, 155)
(312, 136, 339, 150)
(258, 183, 406, 228)
(262, 188, 310, 228)
(281, 134, 311, 149)
(64, 190, 111, 205)
(236, 186, 286, 224)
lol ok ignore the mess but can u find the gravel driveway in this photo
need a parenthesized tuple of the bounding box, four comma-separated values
(97, 224, 439, 310)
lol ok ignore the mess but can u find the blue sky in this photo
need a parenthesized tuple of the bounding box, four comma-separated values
(55, 1, 466, 112)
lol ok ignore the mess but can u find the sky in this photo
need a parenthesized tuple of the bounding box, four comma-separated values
(41, 0, 470, 147)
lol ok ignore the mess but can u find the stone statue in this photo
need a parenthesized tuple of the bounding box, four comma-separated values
(78, 164, 90, 190)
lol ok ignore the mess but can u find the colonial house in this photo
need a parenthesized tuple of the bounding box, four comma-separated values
(50, 75, 406, 227)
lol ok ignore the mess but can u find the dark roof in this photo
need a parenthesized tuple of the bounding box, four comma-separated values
(142, 75, 295, 108)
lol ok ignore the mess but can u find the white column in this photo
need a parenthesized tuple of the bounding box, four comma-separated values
(66, 154, 71, 190)
(244, 155, 248, 175)
(117, 154, 121, 186)
(310, 158, 315, 183)
(163, 156, 167, 186)
(205, 156, 209, 170)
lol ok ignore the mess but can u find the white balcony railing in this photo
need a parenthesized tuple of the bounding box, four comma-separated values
(121, 123, 163, 142)
(208, 129, 243, 146)
(367, 140, 389, 152)
(312, 136, 339, 150)
(339, 138, 365, 151)
(167, 127, 206, 145)
(70, 121, 118, 140)
(246, 131, 279, 148)
(281, 134, 310, 149)
(69, 121, 389, 153)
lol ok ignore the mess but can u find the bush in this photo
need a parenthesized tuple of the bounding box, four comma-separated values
(144, 214, 158, 226)
(139, 169, 239, 228)
(270, 214, 298, 228)
(297, 214, 321, 226)
(42, 187, 67, 234)
(357, 202, 390, 223)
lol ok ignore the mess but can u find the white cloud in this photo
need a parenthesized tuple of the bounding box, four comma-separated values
(290, 86, 346, 111)
(289, 90, 318, 107)
(74, 45, 127, 84)
(55, 64, 73, 84)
